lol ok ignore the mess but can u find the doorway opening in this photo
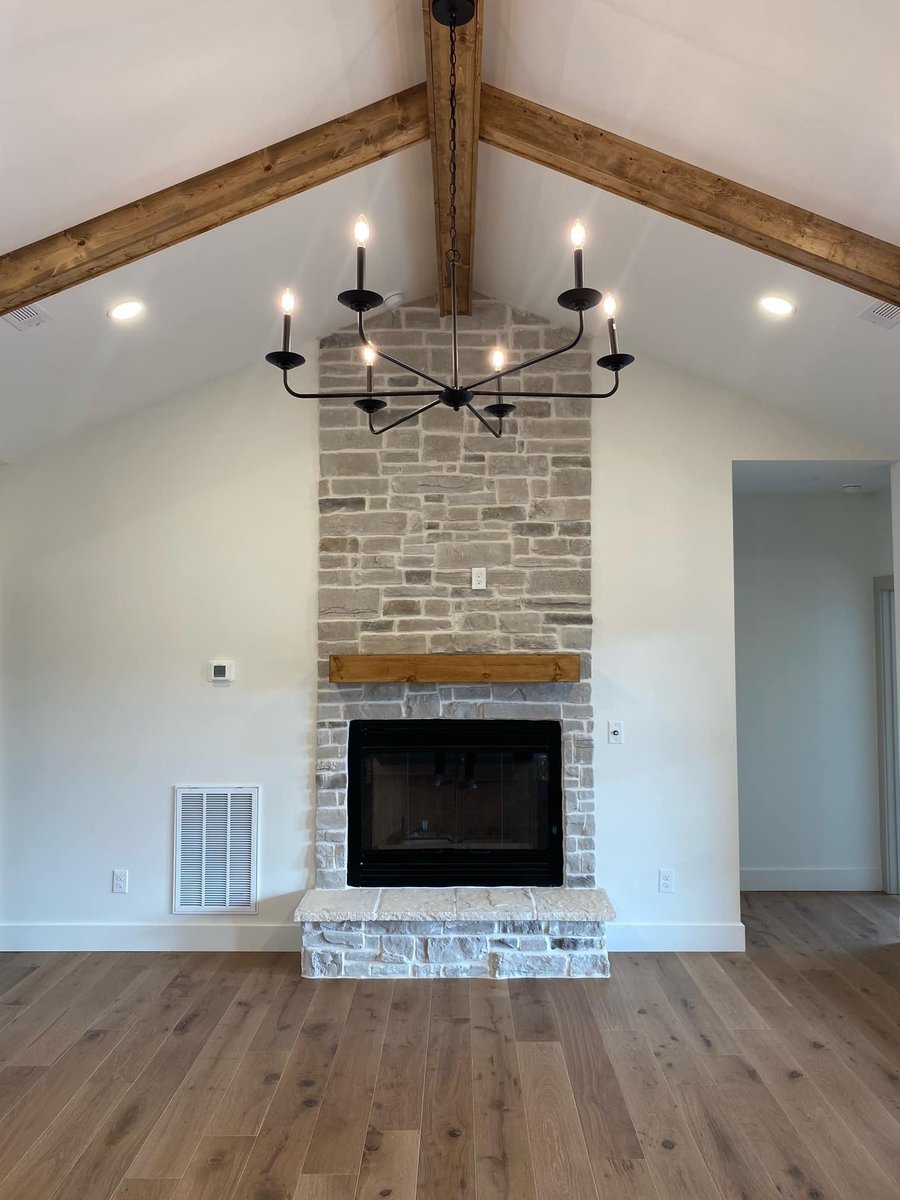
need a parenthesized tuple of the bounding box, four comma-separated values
(733, 460, 897, 894)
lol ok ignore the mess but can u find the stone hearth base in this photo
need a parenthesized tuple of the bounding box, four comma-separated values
(294, 886, 614, 979)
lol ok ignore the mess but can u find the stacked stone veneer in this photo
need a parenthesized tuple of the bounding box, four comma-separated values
(314, 294, 596, 892)
(302, 294, 610, 978)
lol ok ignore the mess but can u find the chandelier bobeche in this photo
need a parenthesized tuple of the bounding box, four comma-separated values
(264, 0, 634, 438)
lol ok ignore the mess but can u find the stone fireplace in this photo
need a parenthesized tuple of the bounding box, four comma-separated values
(294, 295, 614, 977)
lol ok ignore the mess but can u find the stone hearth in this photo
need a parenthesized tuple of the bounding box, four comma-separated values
(297, 886, 614, 978)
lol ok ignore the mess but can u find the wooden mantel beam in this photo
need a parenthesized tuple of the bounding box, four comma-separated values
(479, 84, 900, 307)
(0, 85, 429, 317)
(422, 1, 484, 315)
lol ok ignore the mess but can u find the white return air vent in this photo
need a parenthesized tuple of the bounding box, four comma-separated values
(858, 300, 900, 330)
(2, 303, 51, 330)
(173, 786, 259, 914)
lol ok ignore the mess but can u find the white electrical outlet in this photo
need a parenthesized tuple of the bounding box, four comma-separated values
(659, 869, 674, 894)
(608, 720, 624, 744)
(471, 567, 487, 590)
(112, 869, 129, 894)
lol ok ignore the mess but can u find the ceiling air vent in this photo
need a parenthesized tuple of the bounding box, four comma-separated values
(173, 786, 259, 914)
(2, 303, 50, 330)
(858, 300, 900, 330)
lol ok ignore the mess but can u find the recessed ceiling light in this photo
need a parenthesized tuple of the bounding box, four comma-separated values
(758, 295, 795, 317)
(842, 483, 863, 493)
(108, 300, 145, 322)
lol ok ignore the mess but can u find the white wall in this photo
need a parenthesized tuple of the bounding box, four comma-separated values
(732, 491, 890, 891)
(0, 345, 887, 952)
(591, 354, 884, 951)
(0, 355, 319, 949)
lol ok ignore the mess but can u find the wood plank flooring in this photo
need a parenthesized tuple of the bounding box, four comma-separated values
(0, 893, 896, 1198)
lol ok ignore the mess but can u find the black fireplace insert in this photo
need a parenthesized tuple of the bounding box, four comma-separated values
(347, 719, 563, 887)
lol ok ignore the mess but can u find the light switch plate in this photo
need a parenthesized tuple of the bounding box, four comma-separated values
(608, 720, 624, 744)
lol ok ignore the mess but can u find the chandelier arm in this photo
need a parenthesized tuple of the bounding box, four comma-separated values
(357, 313, 446, 389)
(467, 312, 587, 390)
(465, 403, 503, 439)
(469, 375, 621, 401)
(280, 375, 441, 401)
(367, 398, 443, 436)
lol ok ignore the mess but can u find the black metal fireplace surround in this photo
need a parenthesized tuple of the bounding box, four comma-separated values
(347, 719, 563, 887)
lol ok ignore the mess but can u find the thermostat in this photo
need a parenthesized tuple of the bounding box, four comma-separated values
(208, 660, 235, 682)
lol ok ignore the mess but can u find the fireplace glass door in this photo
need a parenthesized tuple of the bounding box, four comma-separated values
(347, 719, 563, 886)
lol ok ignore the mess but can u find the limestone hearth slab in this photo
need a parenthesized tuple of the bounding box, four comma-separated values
(296, 888, 380, 921)
(455, 887, 537, 919)
(294, 886, 616, 927)
(533, 888, 615, 922)
(378, 887, 458, 921)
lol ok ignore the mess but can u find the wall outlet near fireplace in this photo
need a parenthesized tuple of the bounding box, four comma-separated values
(607, 720, 624, 744)
(471, 567, 487, 590)
(659, 868, 675, 893)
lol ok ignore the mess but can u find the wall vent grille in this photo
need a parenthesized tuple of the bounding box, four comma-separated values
(173, 786, 259, 913)
(2, 303, 50, 330)
(858, 300, 900, 329)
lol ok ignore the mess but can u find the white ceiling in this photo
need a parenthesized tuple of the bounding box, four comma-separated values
(0, 147, 435, 459)
(4, 0, 898, 254)
(484, 0, 900, 243)
(733, 460, 892, 495)
(1, 0, 898, 460)
(476, 146, 900, 456)
(0, 0, 425, 253)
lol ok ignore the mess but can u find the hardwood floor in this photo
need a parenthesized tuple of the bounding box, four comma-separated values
(0, 892, 897, 1198)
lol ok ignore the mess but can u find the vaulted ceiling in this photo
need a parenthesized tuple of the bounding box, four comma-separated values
(1, 0, 898, 460)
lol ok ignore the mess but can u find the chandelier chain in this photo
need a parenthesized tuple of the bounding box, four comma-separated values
(446, 17, 460, 265)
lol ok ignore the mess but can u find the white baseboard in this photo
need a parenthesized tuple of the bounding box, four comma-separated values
(740, 868, 883, 891)
(606, 922, 746, 952)
(0, 923, 299, 952)
(3, 922, 746, 955)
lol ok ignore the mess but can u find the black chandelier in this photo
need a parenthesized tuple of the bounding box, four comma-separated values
(264, 0, 634, 438)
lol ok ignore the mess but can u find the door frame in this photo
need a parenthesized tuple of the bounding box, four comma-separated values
(874, 575, 899, 894)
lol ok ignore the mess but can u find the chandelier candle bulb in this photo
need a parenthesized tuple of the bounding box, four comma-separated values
(605, 303, 619, 357)
(354, 214, 370, 290)
(570, 220, 586, 288)
(280, 288, 295, 352)
(363, 345, 376, 391)
(490, 347, 506, 390)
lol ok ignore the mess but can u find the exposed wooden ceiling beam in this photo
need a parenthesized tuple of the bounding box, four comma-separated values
(0, 86, 429, 317)
(422, 2, 484, 316)
(480, 85, 900, 307)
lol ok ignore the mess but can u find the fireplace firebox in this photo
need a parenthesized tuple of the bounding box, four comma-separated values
(347, 719, 563, 887)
